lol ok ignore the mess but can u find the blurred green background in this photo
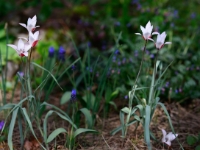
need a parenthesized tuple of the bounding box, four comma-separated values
(0, 0, 200, 102)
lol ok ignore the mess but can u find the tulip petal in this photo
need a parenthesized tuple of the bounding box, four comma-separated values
(140, 26, 145, 34)
(7, 44, 17, 51)
(165, 140, 172, 146)
(33, 31, 39, 39)
(23, 51, 29, 57)
(148, 38, 154, 42)
(18, 37, 28, 41)
(165, 42, 172, 45)
(18, 39, 24, 50)
(19, 23, 27, 29)
(161, 129, 167, 143)
(135, 33, 141, 35)
(152, 32, 159, 35)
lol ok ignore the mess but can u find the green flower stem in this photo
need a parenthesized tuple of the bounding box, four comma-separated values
(148, 50, 159, 105)
(124, 40, 148, 137)
(27, 48, 33, 97)
(129, 40, 148, 107)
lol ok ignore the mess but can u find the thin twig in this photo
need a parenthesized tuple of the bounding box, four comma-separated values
(101, 134, 111, 150)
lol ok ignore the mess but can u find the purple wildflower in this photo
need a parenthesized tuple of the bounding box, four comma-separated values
(173, 10, 179, 18)
(190, 12, 196, 19)
(18, 71, 24, 78)
(114, 22, 121, 26)
(58, 46, 65, 61)
(118, 61, 121, 66)
(134, 50, 138, 57)
(112, 55, 117, 62)
(71, 65, 76, 71)
(114, 49, 120, 55)
(0, 121, 4, 130)
(126, 23, 131, 27)
(170, 23, 175, 28)
(150, 54, 155, 59)
(117, 69, 120, 74)
(87, 41, 91, 47)
(71, 89, 77, 102)
(48, 46, 55, 58)
(165, 81, 170, 87)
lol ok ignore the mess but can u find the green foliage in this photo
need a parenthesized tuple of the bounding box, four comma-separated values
(1, 0, 200, 149)
(187, 134, 200, 150)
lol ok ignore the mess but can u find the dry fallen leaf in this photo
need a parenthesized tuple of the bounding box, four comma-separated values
(0, 142, 9, 150)
(24, 136, 42, 150)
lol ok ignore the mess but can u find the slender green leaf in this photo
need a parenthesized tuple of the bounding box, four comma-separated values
(80, 108, 93, 128)
(0, 103, 15, 111)
(120, 110, 125, 137)
(43, 110, 76, 143)
(32, 62, 63, 90)
(158, 102, 184, 150)
(41, 102, 72, 122)
(109, 101, 117, 110)
(121, 107, 130, 114)
(144, 105, 151, 150)
(8, 107, 19, 150)
(22, 108, 46, 150)
(60, 91, 71, 104)
(110, 126, 122, 135)
(195, 145, 200, 150)
(74, 128, 97, 138)
(82, 93, 95, 108)
(47, 128, 67, 143)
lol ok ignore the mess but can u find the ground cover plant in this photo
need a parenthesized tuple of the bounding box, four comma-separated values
(0, 0, 200, 150)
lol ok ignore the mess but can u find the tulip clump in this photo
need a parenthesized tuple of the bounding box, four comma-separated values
(7, 15, 39, 57)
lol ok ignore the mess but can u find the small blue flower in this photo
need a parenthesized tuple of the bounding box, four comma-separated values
(165, 81, 170, 87)
(114, 50, 120, 55)
(126, 23, 131, 27)
(150, 54, 155, 59)
(131, 0, 139, 4)
(87, 41, 91, 47)
(96, 72, 99, 77)
(71, 89, 77, 102)
(124, 95, 128, 99)
(114, 22, 121, 26)
(173, 10, 179, 18)
(18, 71, 24, 78)
(0, 121, 5, 130)
(118, 61, 121, 66)
(112, 55, 117, 62)
(137, 3, 142, 10)
(48, 46, 55, 58)
(86, 67, 93, 72)
(190, 12, 196, 19)
(122, 58, 126, 64)
(170, 22, 175, 28)
(117, 69, 120, 74)
(71, 65, 76, 71)
(146, 50, 150, 55)
(134, 50, 138, 57)
(58, 46, 65, 61)
(175, 89, 179, 93)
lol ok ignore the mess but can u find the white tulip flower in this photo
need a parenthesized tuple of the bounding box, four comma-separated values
(20, 31, 39, 47)
(150, 32, 171, 50)
(7, 39, 31, 57)
(135, 21, 154, 40)
(19, 15, 39, 32)
(28, 31, 39, 47)
(161, 129, 178, 146)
